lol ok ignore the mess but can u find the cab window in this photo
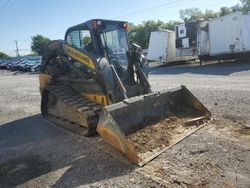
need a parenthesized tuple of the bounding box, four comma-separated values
(66, 30, 93, 51)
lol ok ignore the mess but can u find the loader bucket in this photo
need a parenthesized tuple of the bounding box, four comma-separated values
(97, 85, 211, 166)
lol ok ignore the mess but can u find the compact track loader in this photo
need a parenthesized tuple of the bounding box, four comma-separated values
(39, 19, 211, 166)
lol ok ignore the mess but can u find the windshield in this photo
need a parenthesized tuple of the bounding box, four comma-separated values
(100, 25, 129, 72)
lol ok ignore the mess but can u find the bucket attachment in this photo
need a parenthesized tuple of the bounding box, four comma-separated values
(97, 86, 211, 166)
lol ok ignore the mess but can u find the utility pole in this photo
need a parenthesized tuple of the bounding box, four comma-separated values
(15, 40, 19, 57)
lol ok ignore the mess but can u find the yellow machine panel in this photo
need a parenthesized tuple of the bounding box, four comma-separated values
(64, 44, 96, 70)
(39, 73, 51, 95)
(82, 93, 110, 106)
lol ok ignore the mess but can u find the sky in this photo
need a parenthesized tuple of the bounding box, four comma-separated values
(0, 0, 240, 56)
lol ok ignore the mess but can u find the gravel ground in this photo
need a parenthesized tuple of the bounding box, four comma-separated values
(0, 60, 250, 188)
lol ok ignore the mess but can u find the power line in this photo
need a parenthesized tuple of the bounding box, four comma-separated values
(116, 0, 196, 21)
(112, 0, 186, 19)
(0, 0, 204, 49)
(148, 0, 233, 21)
(0, 0, 237, 54)
(113, 0, 236, 23)
(0, 0, 16, 16)
(0, 0, 12, 13)
(1, 0, 185, 51)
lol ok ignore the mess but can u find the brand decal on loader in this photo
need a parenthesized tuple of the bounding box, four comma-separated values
(64, 44, 95, 70)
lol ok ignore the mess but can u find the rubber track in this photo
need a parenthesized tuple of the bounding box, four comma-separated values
(45, 83, 102, 136)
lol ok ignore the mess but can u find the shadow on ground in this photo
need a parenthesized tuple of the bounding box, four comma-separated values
(150, 60, 250, 76)
(0, 114, 134, 187)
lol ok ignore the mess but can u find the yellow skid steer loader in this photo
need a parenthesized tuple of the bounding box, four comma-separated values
(39, 19, 211, 166)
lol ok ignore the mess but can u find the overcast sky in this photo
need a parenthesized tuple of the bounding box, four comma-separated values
(0, 0, 240, 56)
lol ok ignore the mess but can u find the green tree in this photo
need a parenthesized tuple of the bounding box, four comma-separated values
(83, 36, 91, 45)
(31, 35, 50, 55)
(128, 20, 178, 49)
(241, 0, 250, 13)
(204, 9, 219, 19)
(163, 20, 179, 30)
(179, 8, 204, 22)
(0, 51, 9, 58)
(220, 7, 231, 16)
(231, 4, 242, 12)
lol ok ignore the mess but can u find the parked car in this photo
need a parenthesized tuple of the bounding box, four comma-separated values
(1, 56, 42, 72)
(0, 61, 10, 69)
(30, 61, 41, 72)
(11, 60, 28, 71)
(0, 61, 6, 69)
(20, 60, 41, 72)
(18, 61, 32, 71)
(22, 61, 35, 71)
(9, 60, 22, 70)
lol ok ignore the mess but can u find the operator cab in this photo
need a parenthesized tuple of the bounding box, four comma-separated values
(97, 20, 130, 76)
(65, 19, 132, 84)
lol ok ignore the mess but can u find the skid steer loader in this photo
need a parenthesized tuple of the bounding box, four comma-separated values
(39, 19, 211, 166)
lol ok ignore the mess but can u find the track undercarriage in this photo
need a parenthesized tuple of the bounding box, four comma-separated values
(41, 83, 102, 136)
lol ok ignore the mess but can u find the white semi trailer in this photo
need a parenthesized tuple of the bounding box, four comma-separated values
(198, 12, 250, 61)
(146, 30, 196, 64)
(146, 30, 176, 63)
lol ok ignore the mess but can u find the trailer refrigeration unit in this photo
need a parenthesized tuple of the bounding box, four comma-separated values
(146, 30, 176, 63)
(198, 12, 250, 61)
(175, 21, 198, 57)
(196, 20, 210, 59)
(147, 29, 196, 64)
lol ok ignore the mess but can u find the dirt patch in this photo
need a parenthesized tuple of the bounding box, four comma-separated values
(127, 115, 202, 154)
(237, 126, 250, 135)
